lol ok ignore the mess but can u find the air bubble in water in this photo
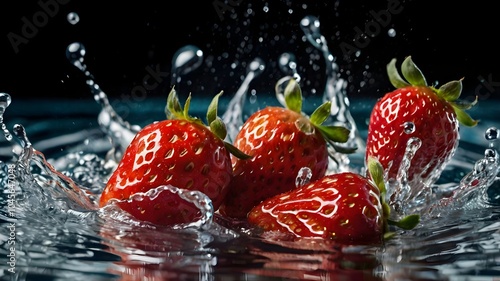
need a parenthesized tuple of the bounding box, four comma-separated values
(67, 12, 80, 25)
(403, 121, 415, 134)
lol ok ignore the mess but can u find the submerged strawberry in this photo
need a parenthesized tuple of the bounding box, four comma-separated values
(365, 56, 478, 201)
(219, 78, 353, 219)
(247, 157, 419, 245)
(99, 88, 249, 226)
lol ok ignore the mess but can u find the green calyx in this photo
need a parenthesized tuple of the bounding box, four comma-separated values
(387, 56, 478, 127)
(280, 78, 355, 153)
(366, 156, 420, 239)
(165, 87, 251, 160)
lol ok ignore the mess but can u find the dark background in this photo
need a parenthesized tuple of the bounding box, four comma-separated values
(1, 0, 500, 105)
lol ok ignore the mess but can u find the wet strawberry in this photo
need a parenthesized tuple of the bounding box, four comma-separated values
(99, 88, 249, 226)
(365, 56, 478, 201)
(247, 157, 419, 245)
(219, 78, 353, 218)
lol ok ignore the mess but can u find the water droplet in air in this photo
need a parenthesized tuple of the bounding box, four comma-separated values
(278, 52, 300, 82)
(247, 57, 265, 76)
(296, 167, 312, 187)
(0, 93, 12, 141)
(484, 148, 496, 160)
(388, 28, 396, 37)
(0, 93, 12, 113)
(300, 15, 323, 49)
(171, 45, 204, 84)
(67, 12, 80, 25)
(66, 42, 86, 72)
(403, 121, 415, 134)
(485, 127, 498, 141)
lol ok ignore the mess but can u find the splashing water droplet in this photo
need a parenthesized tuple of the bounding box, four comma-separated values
(485, 127, 498, 141)
(299, 15, 363, 172)
(403, 121, 416, 134)
(66, 42, 87, 72)
(0, 92, 11, 110)
(278, 52, 301, 82)
(171, 45, 204, 85)
(300, 15, 323, 49)
(65, 42, 140, 158)
(222, 57, 265, 142)
(0, 93, 12, 141)
(296, 167, 312, 187)
(387, 28, 396, 37)
(389, 137, 422, 214)
(67, 12, 80, 25)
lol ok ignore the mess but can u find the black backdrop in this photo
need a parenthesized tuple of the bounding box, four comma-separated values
(1, 0, 500, 104)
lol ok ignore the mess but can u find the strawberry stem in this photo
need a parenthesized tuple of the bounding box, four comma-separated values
(387, 56, 479, 127)
(165, 87, 251, 160)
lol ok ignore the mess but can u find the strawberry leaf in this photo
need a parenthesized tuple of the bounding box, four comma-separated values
(317, 125, 350, 143)
(451, 104, 479, 127)
(284, 78, 303, 113)
(387, 58, 410, 89)
(383, 231, 396, 240)
(183, 94, 192, 119)
(437, 79, 462, 102)
(209, 116, 227, 141)
(452, 96, 478, 110)
(165, 87, 184, 119)
(309, 101, 331, 126)
(367, 156, 386, 195)
(401, 56, 427, 87)
(328, 142, 357, 154)
(388, 214, 420, 230)
(224, 142, 253, 160)
(207, 91, 223, 125)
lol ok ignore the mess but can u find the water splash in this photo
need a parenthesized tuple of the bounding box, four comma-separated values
(0, 93, 13, 141)
(222, 57, 265, 142)
(300, 15, 363, 172)
(424, 127, 500, 219)
(66, 42, 141, 161)
(387, 137, 422, 214)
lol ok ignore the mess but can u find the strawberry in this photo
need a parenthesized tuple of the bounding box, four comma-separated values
(99, 88, 249, 226)
(365, 56, 478, 203)
(218, 78, 354, 219)
(247, 157, 419, 245)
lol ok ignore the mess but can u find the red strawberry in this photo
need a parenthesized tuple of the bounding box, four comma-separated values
(247, 157, 419, 245)
(218, 78, 354, 218)
(365, 56, 478, 203)
(99, 88, 249, 226)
